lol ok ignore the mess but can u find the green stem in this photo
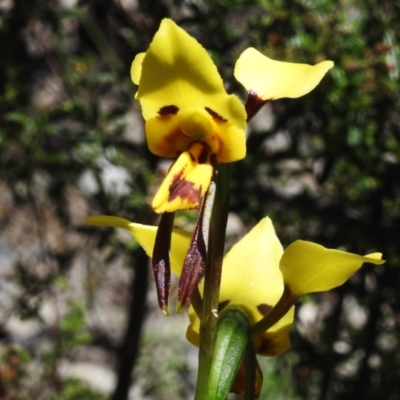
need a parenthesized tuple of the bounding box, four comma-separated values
(250, 285, 295, 338)
(195, 163, 231, 400)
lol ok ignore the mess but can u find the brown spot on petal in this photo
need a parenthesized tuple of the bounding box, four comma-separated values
(158, 105, 179, 115)
(245, 90, 269, 121)
(197, 144, 210, 164)
(257, 303, 273, 316)
(210, 153, 217, 168)
(256, 337, 273, 355)
(187, 141, 213, 165)
(255, 333, 288, 356)
(169, 168, 184, 187)
(168, 169, 202, 206)
(205, 107, 227, 122)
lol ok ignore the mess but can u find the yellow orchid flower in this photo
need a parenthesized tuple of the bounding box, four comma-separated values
(131, 18, 247, 213)
(186, 217, 294, 358)
(85, 214, 383, 397)
(185, 218, 383, 397)
(131, 20, 334, 213)
(86, 215, 293, 350)
(129, 19, 334, 315)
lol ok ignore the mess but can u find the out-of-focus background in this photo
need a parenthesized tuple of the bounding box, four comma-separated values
(1, 0, 399, 399)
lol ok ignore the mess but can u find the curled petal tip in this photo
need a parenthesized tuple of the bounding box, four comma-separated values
(161, 306, 169, 316)
(175, 301, 183, 314)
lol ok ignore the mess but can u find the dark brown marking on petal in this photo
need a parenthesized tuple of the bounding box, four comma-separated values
(255, 334, 285, 356)
(197, 143, 211, 164)
(168, 169, 202, 207)
(169, 168, 184, 190)
(210, 153, 218, 170)
(152, 212, 175, 314)
(177, 185, 213, 310)
(158, 105, 179, 115)
(173, 150, 183, 159)
(187, 140, 212, 164)
(205, 107, 227, 122)
(245, 90, 269, 122)
(257, 303, 273, 316)
(218, 300, 230, 312)
(169, 179, 201, 205)
(256, 337, 272, 355)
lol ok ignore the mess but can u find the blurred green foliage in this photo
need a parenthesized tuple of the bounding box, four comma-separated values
(0, 0, 399, 399)
(47, 378, 108, 400)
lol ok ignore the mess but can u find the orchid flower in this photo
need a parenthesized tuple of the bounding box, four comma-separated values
(85, 215, 384, 397)
(131, 18, 246, 312)
(124, 18, 334, 313)
(132, 19, 334, 214)
(131, 18, 246, 214)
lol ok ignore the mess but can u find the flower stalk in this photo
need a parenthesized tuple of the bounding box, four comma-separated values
(250, 285, 295, 338)
(244, 340, 257, 400)
(195, 163, 231, 400)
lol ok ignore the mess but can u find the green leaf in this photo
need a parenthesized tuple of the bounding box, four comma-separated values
(207, 308, 250, 400)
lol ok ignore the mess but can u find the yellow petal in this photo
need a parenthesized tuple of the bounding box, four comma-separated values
(135, 18, 246, 131)
(145, 115, 193, 158)
(234, 47, 334, 100)
(85, 215, 192, 276)
(215, 122, 246, 163)
(186, 308, 200, 347)
(280, 240, 385, 297)
(145, 110, 218, 158)
(219, 217, 285, 324)
(145, 110, 246, 162)
(130, 52, 145, 85)
(152, 142, 214, 213)
(186, 217, 294, 356)
(254, 306, 294, 356)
